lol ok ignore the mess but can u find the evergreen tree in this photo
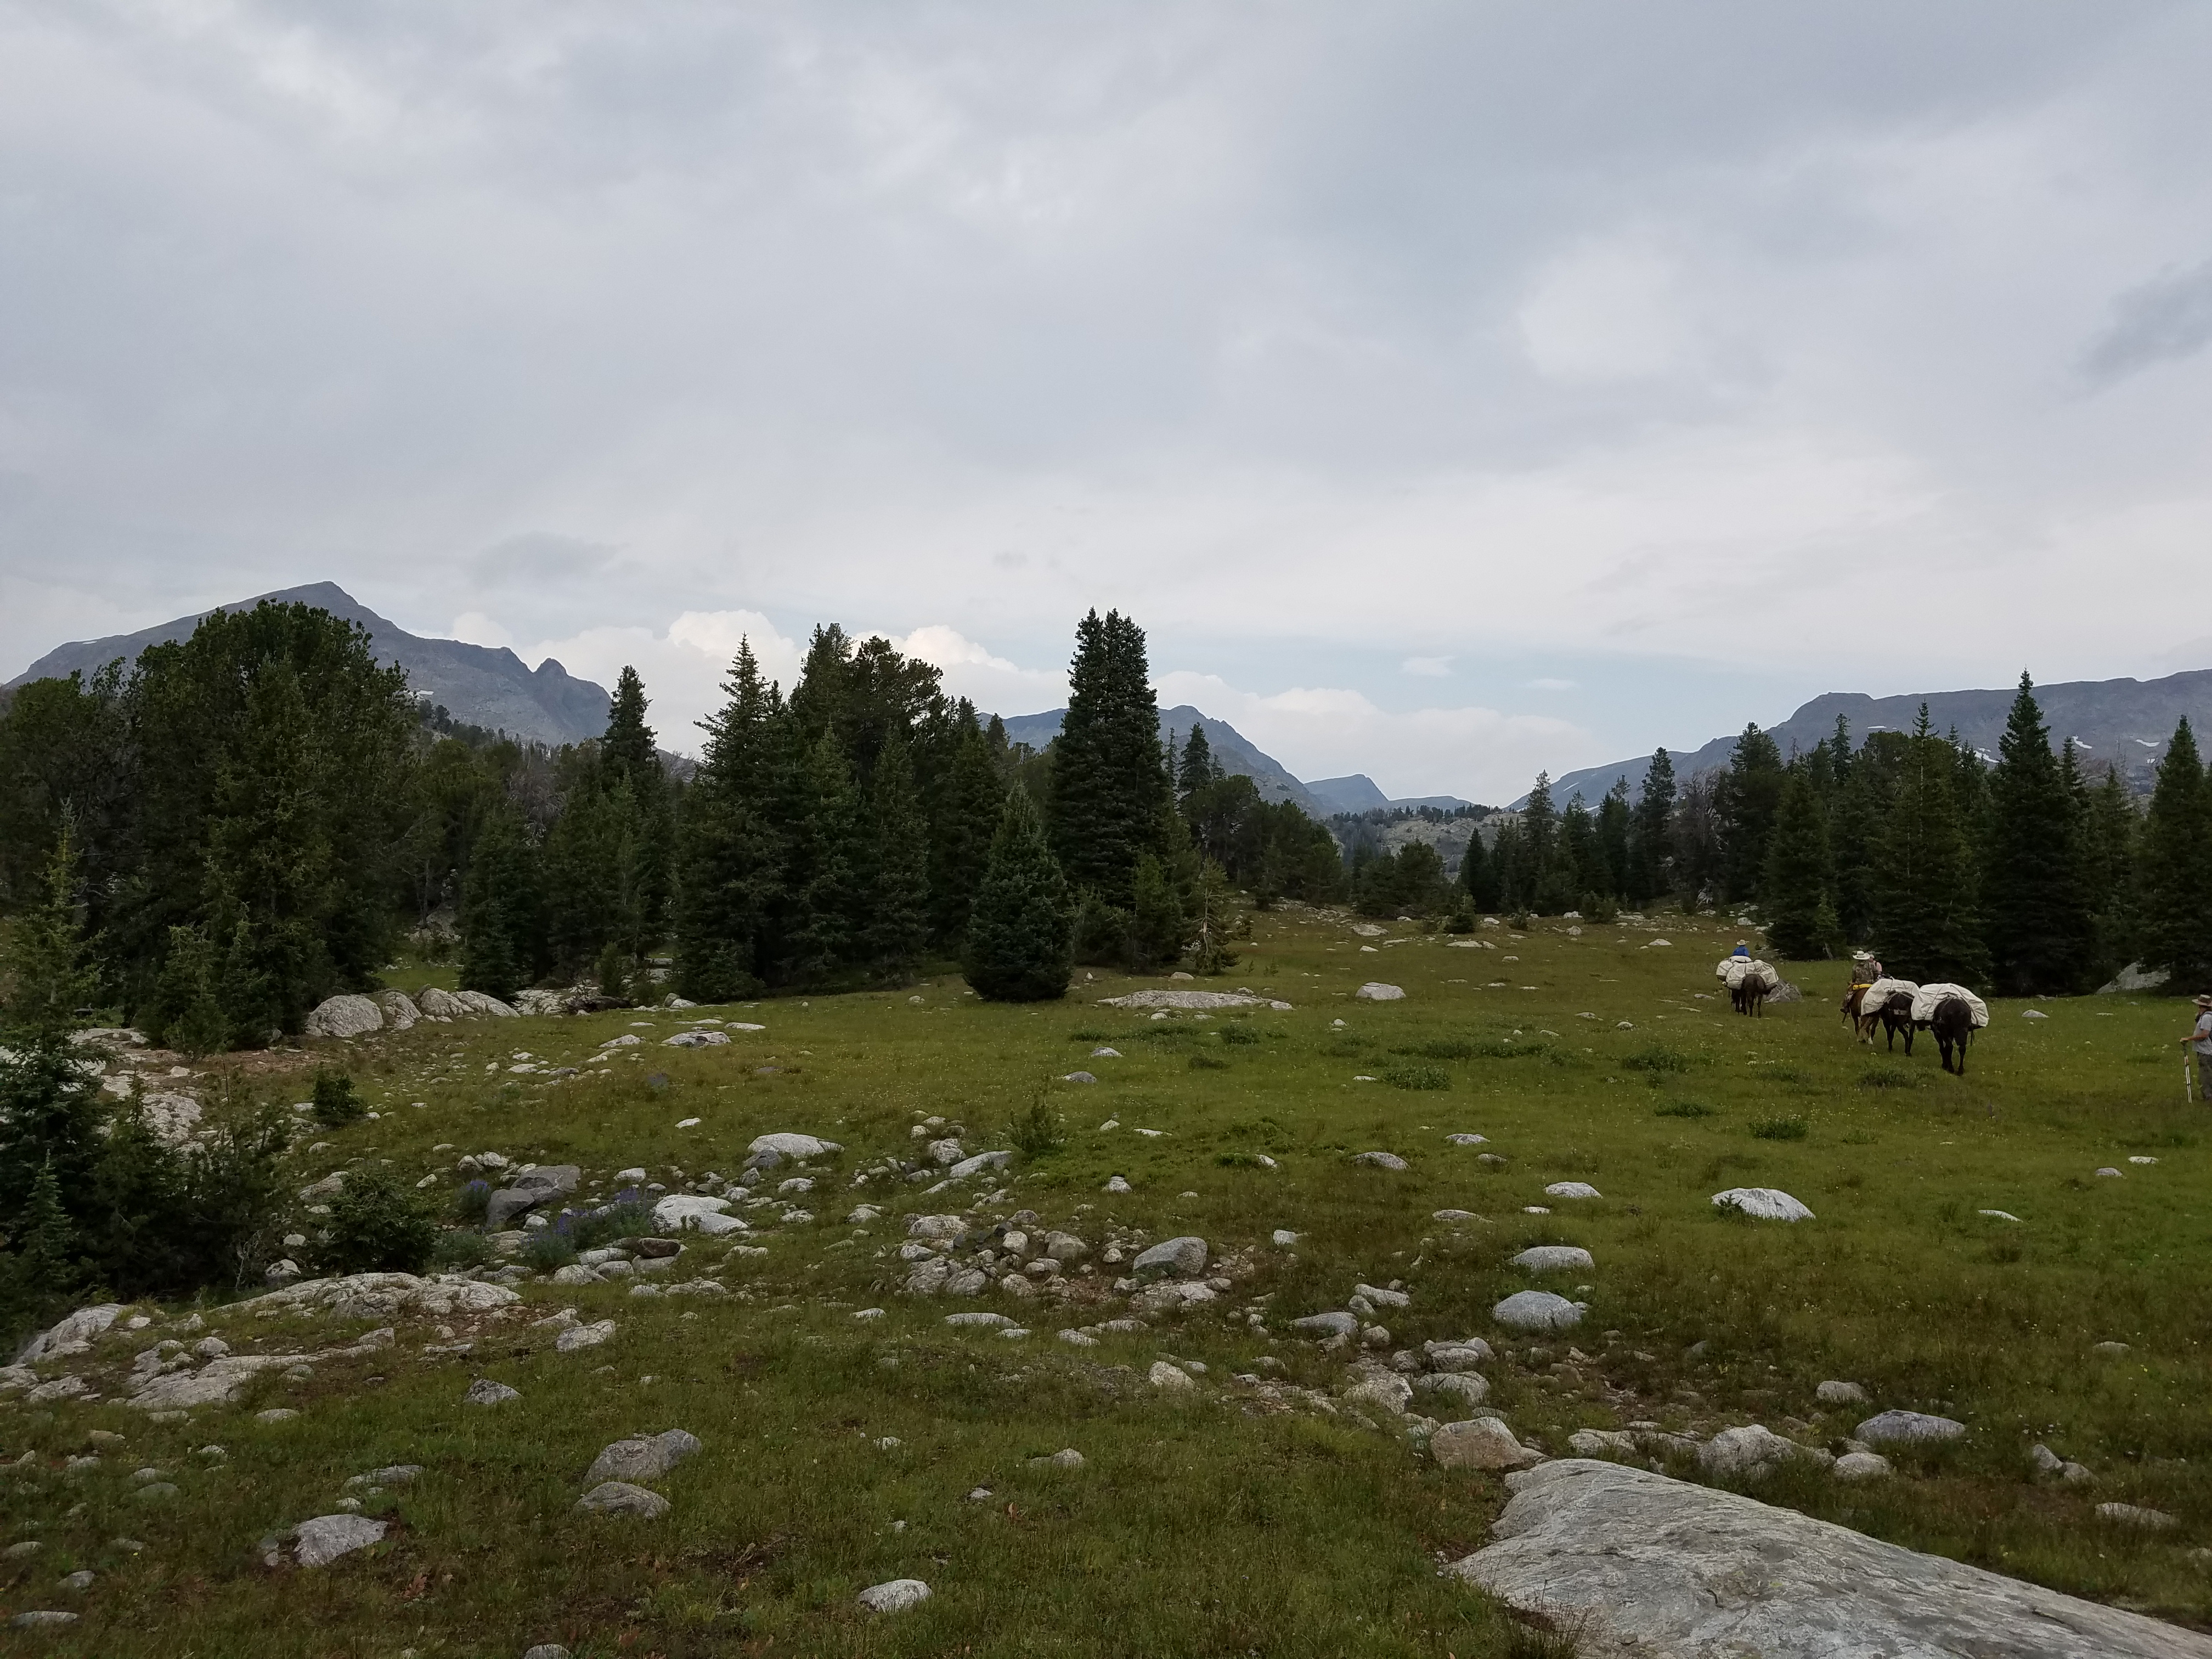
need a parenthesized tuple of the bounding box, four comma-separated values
(860, 730, 931, 977)
(2135, 717, 2212, 992)
(927, 720, 1007, 947)
(1177, 724, 1221, 797)
(673, 642, 786, 1001)
(599, 665, 674, 947)
(1626, 748, 1675, 906)
(1459, 824, 1500, 912)
(10, 1160, 81, 1308)
(1872, 709, 1989, 984)
(602, 666, 660, 789)
(964, 788, 1073, 1002)
(2078, 759, 2140, 978)
(2, 824, 101, 1040)
(1718, 724, 1786, 903)
(1983, 674, 2094, 994)
(541, 753, 623, 974)
(1048, 610, 1172, 911)
(148, 926, 228, 1056)
(782, 731, 861, 981)
(1551, 795, 1598, 912)
(459, 799, 543, 1001)
(1761, 768, 1838, 959)
(1490, 817, 1530, 912)
(0, 1036, 103, 1225)
(1596, 781, 1632, 901)
(1131, 854, 1187, 969)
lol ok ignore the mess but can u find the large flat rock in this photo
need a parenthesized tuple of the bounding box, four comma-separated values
(1446, 1459, 2212, 1658)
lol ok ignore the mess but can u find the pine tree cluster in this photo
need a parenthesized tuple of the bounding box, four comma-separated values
(0, 601, 1353, 1035)
(1482, 676, 2174, 995)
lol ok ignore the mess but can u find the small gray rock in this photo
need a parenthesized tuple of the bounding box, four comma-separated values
(522, 1647, 574, 1659)
(1815, 1380, 1868, 1406)
(10, 1612, 79, 1628)
(1855, 1410, 1966, 1446)
(1511, 1245, 1594, 1274)
(575, 1481, 670, 1518)
(1131, 1236, 1208, 1278)
(294, 1513, 387, 1567)
(1833, 1451, 1893, 1480)
(2097, 1502, 2179, 1530)
(1351, 1151, 1408, 1170)
(1293, 1311, 1358, 1339)
(586, 1430, 701, 1485)
(1493, 1290, 1582, 1333)
(466, 1378, 521, 1406)
(857, 1578, 932, 1613)
(58, 1570, 94, 1590)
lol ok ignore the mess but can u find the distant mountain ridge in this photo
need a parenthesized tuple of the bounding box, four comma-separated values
(1306, 774, 1475, 815)
(7, 581, 612, 748)
(1001, 705, 1329, 817)
(1526, 669, 2212, 809)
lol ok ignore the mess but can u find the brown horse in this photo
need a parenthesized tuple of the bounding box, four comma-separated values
(1842, 983, 1875, 1042)
(1733, 963, 1778, 1017)
(1878, 991, 1917, 1053)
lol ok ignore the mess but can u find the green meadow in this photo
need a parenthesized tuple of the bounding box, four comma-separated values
(4, 905, 2208, 1655)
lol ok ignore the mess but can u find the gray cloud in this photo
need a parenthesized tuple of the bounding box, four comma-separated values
(2080, 259, 2212, 388)
(2, 2, 2210, 796)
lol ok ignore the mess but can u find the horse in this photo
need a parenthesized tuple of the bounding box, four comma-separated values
(1877, 990, 1916, 1053)
(1842, 981, 1872, 1040)
(1930, 995, 1976, 1075)
(1733, 962, 1778, 1018)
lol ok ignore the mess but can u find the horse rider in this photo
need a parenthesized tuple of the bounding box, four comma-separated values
(2179, 994, 2212, 1101)
(1851, 949, 1883, 984)
(1731, 940, 1751, 961)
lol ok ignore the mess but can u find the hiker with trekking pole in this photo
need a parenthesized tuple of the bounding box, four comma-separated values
(2179, 994, 2212, 1102)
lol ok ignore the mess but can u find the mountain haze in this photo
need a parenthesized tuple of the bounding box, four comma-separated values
(1528, 669, 2212, 808)
(7, 582, 613, 748)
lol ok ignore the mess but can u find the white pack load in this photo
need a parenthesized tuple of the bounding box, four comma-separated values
(1716, 957, 1751, 989)
(1860, 975, 1918, 1009)
(1743, 960, 1780, 993)
(1911, 983, 1989, 1028)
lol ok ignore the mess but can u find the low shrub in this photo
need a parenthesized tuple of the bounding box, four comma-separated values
(311, 1068, 366, 1126)
(1007, 1098, 1065, 1159)
(1189, 1053, 1231, 1071)
(1067, 1028, 1114, 1042)
(1859, 1066, 1920, 1090)
(1655, 1101, 1714, 1119)
(1381, 1064, 1451, 1090)
(1217, 1150, 1271, 1168)
(521, 1228, 578, 1271)
(431, 1229, 494, 1270)
(454, 1178, 491, 1223)
(315, 1166, 437, 1274)
(1218, 1023, 1261, 1046)
(1399, 1039, 1476, 1060)
(1750, 1116, 1808, 1141)
(1622, 1043, 1692, 1075)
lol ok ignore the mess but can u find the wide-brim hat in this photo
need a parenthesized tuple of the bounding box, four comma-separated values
(2196, 994, 2212, 1009)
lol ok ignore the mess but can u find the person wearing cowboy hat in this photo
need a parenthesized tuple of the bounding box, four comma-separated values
(1731, 940, 1751, 960)
(2180, 995, 2212, 1100)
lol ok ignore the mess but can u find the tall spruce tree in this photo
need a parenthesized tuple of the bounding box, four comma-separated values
(927, 719, 1007, 947)
(1982, 674, 2094, 994)
(1048, 610, 1172, 911)
(1597, 781, 1632, 901)
(1459, 824, 1500, 912)
(673, 642, 785, 1001)
(1177, 724, 1221, 797)
(2078, 759, 2139, 979)
(782, 731, 861, 982)
(1626, 748, 1675, 906)
(2, 825, 101, 1039)
(965, 787, 1073, 1002)
(1719, 724, 1786, 903)
(599, 666, 674, 949)
(459, 799, 543, 1001)
(1871, 709, 1989, 984)
(2135, 716, 2212, 992)
(860, 730, 931, 978)
(1761, 767, 1838, 959)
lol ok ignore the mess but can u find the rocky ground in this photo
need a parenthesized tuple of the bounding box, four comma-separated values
(3, 905, 2207, 1655)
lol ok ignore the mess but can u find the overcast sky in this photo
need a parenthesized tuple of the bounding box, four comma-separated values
(5, 3, 2211, 800)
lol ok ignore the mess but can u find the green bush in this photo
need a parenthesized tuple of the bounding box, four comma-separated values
(1622, 1043, 1692, 1074)
(311, 1068, 366, 1126)
(1218, 1023, 1261, 1046)
(1399, 1039, 1475, 1060)
(454, 1178, 491, 1223)
(315, 1166, 437, 1274)
(1655, 1101, 1714, 1119)
(1189, 1052, 1230, 1070)
(1859, 1066, 1920, 1090)
(1380, 1064, 1451, 1090)
(431, 1228, 493, 1271)
(1007, 1098, 1065, 1159)
(521, 1227, 578, 1271)
(1751, 1116, 1808, 1141)
(1217, 1151, 1271, 1168)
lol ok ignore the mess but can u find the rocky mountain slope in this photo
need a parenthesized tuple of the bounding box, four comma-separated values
(1530, 669, 2212, 808)
(7, 582, 611, 748)
(1000, 704, 1329, 817)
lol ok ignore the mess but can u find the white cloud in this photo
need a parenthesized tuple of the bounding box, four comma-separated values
(1153, 670, 1590, 804)
(450, 611, 516, 651)
(1400, 655, 1452, 677)
(878, 624, 1067, 714)
(1522, 677, 1577, 691)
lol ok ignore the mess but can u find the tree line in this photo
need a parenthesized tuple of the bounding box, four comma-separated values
(0, 600, 1348, 1045)
(1424, 675, 2196, 996)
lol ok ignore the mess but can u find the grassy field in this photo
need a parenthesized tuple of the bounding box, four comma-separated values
(4, 905, 2209, 1656)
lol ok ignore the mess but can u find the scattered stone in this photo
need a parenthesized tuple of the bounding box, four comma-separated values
(857, 1579, 932, 1613)
(1493, 1291, 1582, 1333)
(1351, 1151, 1408, 1171)
(2023, 1009, 2049, 1020)
(575, 1482, 670, 1518)
(1426, 1340, 1493, 1370)
(1432, 1417, 1541, 1471)
(2090, 1341, 2131, 1356)
(586, 1430, 701, 1484)
(2095, 1167, 2123, 1178)
(1854, 1410, 1966, 1446)
(466, 1378, 521, 1406)
(1415, 1372, 1491, 1407)
(1711, 1187, 1815, 1222)
(1815, 1380, 1867, 1406)
(1568, 1428, 1637, 1457)
(651, 1195, 746, 1236)
(1148, 1361, 1197, 1391)
(293, 1513, 387, 1567)
(1345, 1374, 1413, 1415)
(304, 994, 383, 1039)
(1062, 1071, 1098, 1084)
(1097, 989, 1288, 1011)
(1043, 1231, 1088, 1262)
(2097, 1502, 2179, 1530)
(1978, 1209, 2022, 1222)
(15, 1303, 125, 1364)
(10, 1612, 79, 1629)
(1833, 1452, 1893, 1481)
(748, 1132, 840, 1160)
(1447, 1459, 2209, 1658)
(1355, 983, 1407, 1001)
(1293, 1311, 1359, 1339)
(1699, 1425, 1816, 1479)
(1091, 1047, 1121, 1058)
(1103, 1176, 1132, 1194)
(662, 1030, 730, 1048)
(1031, 1448, 1086, 1469)
(1543, 1182, 1601, 1200)
(1132, 1237, 1208, 1278)
(1058, 1329, 1099, 1347)
(945, 1312, 1015, 1329)
(1446, 1132, 1488, 1145)
(556, 1320, 618, 1353)
(58, 1570, 94, 1590)
(1512, 1245, 1593, 1274)
(522, 1647, 573, 1659)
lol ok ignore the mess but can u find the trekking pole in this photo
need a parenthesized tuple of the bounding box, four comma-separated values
(2190, 1051, 2198, 1106)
